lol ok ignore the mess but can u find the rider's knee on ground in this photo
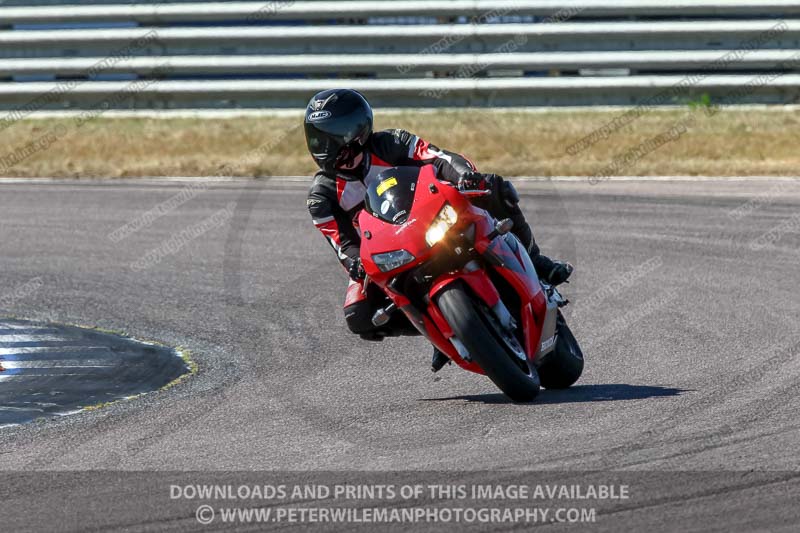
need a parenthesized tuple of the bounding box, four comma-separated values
(344, 301, 375, 334)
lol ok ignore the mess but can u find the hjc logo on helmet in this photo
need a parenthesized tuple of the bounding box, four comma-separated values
(307, 110, 332, 121)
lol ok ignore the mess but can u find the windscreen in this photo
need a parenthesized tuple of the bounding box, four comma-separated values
(364, 167, 420, 225)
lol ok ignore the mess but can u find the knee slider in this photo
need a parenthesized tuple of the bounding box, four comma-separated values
(344, 302, 374, 334)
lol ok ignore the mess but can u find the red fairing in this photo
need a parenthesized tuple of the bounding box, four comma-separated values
(357, 164, 545, 373)
(478, 236, 548, 361)
(359, 164, 443, 277)
(429, 269, 500, 308)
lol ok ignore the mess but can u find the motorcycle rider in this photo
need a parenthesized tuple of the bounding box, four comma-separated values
(305, 88, 572, 371)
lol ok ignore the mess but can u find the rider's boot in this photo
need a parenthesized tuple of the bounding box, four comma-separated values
(531, 253, 574, 286)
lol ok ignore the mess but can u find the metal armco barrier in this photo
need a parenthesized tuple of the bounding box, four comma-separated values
(2, 1, 800, 24)
(0, 0, 798, 110)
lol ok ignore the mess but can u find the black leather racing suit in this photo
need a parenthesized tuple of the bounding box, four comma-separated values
(307, 128, 544, 336)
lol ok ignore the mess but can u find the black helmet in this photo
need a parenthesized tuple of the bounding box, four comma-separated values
(304, 89, 373, 177)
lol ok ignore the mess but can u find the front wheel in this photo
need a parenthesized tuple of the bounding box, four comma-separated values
(436, 282, 540, 402)
(537, 311, 584, 389)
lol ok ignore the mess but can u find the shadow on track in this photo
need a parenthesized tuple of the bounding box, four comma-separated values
(420, 384, 689, 405)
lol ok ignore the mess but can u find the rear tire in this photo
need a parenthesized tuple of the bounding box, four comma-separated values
(436, 282, 540, 402)
(537, 311, 584, 389)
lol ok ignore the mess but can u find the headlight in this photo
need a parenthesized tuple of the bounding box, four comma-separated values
(371, 249, 416, 272)
(425, 203, 458, 247)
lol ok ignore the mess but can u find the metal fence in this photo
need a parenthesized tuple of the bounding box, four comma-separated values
(0, 0, 799, 110)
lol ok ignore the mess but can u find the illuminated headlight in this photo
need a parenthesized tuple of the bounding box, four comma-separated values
(372, 249, 416, 272)
(425, 204, 458, 247)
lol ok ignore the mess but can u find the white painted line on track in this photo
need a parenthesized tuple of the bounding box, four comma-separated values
(267, 175, 800, 183)
(528, 175, 800, 182)
(0, 323, 49, 329)
(13, 104, 800, 119)
(0, 327, 59, 333)
(0, 334, 79, 342)
(3, 362, 115, 369)
(2, 175, 800, 185)
(0, 176, 249, 184)
(0, 347, 100, 357)
(0, 327, 114, 385)
(0, 346, 108, 356)
(4, 373, 92, 377)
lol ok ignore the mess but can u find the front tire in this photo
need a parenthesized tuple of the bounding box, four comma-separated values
(537, 311, 584, 389)
(436, 282, 540, 402)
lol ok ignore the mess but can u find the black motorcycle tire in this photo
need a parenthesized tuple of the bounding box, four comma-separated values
(537, 311, 584, 389)
(436, 282, 540, 402)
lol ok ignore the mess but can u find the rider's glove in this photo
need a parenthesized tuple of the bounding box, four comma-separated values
(547, 261, 574, 286)
(457, 171, 495, 191)
(348, 258, 366, 281)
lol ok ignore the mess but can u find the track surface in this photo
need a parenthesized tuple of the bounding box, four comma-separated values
(1, 178, 799, 531)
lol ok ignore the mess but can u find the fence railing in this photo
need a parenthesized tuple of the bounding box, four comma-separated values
(3, 50, 800, 77)
(0, 0, 798, 110)
(2, 21, 800, 58)
(2, 1, 800, 24)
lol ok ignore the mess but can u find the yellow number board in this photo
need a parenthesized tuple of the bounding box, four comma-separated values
(376, 177, 397, 196)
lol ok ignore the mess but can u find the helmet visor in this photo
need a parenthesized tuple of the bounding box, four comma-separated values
(305, 121, 345, 164)
(304, 106, 371, 165)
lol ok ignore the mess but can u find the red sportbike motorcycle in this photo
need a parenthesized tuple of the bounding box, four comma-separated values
(358, 165, 584, 402)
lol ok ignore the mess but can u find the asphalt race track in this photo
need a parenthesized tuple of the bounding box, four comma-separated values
(0, 177, 799, 531)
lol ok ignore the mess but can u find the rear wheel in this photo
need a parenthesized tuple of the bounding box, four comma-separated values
(537, 311, 584, 389)
(436, 282, 540, 402)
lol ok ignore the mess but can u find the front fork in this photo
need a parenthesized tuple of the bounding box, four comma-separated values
(476, 231, 563, 366)
(534, 284, 560, 364)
